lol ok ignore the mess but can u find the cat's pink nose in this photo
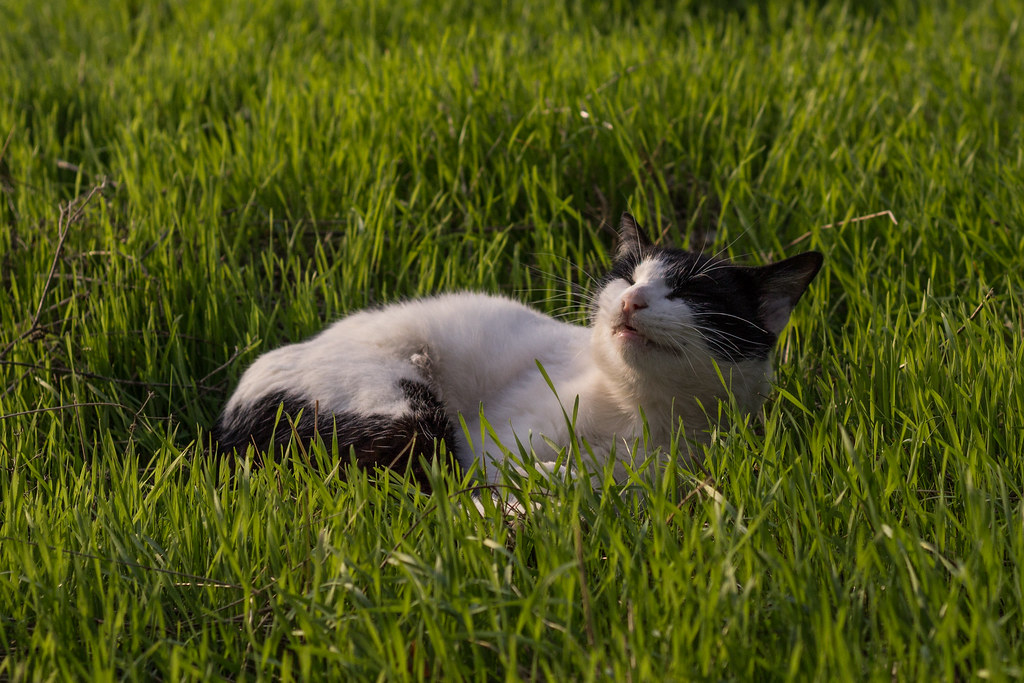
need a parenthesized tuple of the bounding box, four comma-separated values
(621, 289, 649, 312)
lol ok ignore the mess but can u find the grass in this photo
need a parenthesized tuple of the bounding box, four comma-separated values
(1, 0, 1023, 679)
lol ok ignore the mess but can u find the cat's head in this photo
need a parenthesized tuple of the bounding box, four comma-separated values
(591, 213, 822, 398)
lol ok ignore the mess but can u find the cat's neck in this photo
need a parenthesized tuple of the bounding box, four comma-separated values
(577, 333, 773, 448)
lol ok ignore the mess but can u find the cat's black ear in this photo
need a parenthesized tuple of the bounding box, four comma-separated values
(752, 251, 823, 336)
(615, 212, 651, 259)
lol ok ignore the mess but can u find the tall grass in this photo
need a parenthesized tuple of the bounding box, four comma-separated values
(2, 0, 1022, 679)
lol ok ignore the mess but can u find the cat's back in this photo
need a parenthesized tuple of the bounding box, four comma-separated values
(222, 291, 582, 416)
(311, 291, 577, 359)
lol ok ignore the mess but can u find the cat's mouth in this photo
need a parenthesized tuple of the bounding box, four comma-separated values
(613, 323, 649, 345)
(612, 320, 681, 355)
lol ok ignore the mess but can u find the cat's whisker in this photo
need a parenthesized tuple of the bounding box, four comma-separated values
(521, 294, 582, 307)
(681, 227, 748, 280)
(516, 286, 585, 303)
(521, 276, 586, 298)
(701, 223, 755, 261)
(516, 288, 600, 315)
(657, 335, 700, 377)
(694, 310, 771, 336)
(547, 308, 591, 322)
(656, 318, 750, 361)
(688, 324, 748, 353)
(532, 252, 603, 287)
(683, 319, 757, 345)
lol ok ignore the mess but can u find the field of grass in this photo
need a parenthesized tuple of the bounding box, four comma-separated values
(2, 0, 1023, 679)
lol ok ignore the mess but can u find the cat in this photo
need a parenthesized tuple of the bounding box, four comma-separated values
(213, 213, 822, 486)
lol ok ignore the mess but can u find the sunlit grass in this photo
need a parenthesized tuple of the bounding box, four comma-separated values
(2, 0, 1022, 679)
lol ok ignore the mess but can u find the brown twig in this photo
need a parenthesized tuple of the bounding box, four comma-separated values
(574, 519, 597, 648)
(787, 209, 899, 248)
(0, 126, 14, 169)
(0, 127, 16, 218)
(198, 341, 261, 386)
(954, 288, 994, 335)
(898, 287, 995, 370)
(377, 482, 547, 570)
(0, 360, 218, 392)
(585, 62, 646, 100)
(1, 179, 109, 359)
(78, 249, 151, 278)
(140, 229, 171, 260)
(0, 535, 242, 589)
(0, 401, 128, 421)
(128, 391, 154, 436)
(664, 474, 716, 526)
(1, 367, 33, 401)
(32, 180, 107, 325)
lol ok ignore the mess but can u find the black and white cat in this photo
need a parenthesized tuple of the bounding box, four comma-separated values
(213, 213, 822, 485)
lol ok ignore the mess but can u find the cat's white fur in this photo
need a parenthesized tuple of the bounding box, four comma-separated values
(223, 253, 774, 482)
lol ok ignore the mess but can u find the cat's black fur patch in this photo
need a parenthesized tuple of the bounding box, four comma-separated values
(212, 380, 458, 490)
(605, 240, 776, 362)
(661, 252, 777, 361)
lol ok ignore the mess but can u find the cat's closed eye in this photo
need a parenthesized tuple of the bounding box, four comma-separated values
(667, 287, 716, 303)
